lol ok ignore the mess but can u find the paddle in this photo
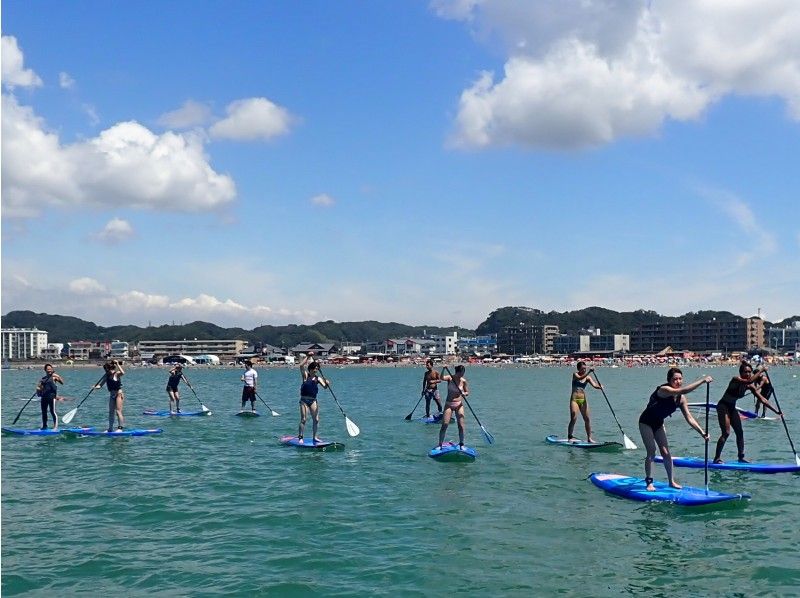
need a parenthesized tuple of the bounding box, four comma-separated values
(317, 367, 359, 437)
(404, 392, 424, 421)
(591, 370, 637, 450)
(443, 366, 494, 445)
(704, 381, 710, 493)
(180, 374, 211, 412)
(254, 391, 280, 417)
(12, 390, 40, 425)
(768, 378, 800, 466)
(61, 374, 106, 424)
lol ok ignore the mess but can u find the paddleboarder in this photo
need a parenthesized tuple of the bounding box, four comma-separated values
(438, 364, 469, 449)
(240, 360, 258, 412)
(713, 361, 781, 463)
(297, 353, 329, 443)
(638, 367, 711, 491)
(754, 368, 774, 418)
(421, 359, 444, 418)
(165, 364, 184, 413)
(568, 361, 603, 443)
(95, 360, 125, 432)
(36, 363, 64, 430)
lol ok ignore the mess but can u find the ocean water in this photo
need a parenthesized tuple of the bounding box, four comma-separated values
(2, 364, 799, 596)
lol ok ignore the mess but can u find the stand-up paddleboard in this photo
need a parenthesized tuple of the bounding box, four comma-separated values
(2, 427, 63, 436)
(589, 473, 748, 506)
(418, 414, 444, 424)
(654, 455, 800, 474)
(280, 435, 344, 450)
(236, 410, 260, 417)
(546, 435, 623, 450)
(62, 427, 163, 437)
(687, 402, 757, 420)
(143, 409, 211, 417)
(428, 442, 477, 462)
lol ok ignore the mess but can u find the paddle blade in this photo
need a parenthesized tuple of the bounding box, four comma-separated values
(623, 435, 638, 450)
(481, 426, 495, 445)
(61, 408, 78, 424)
(270, 410, 280, 417)
(404, 413, 413, 421)
(345, 417, 360, 437)
(795, 453, 800, 467)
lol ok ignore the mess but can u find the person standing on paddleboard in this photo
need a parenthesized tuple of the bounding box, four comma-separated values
(166, 364, 184, 413)
(754, 367, 774, 419)
(713, 361, 780, 463)
(95, 360, 125, 432)
(37, 363, 65, 430)
(298, 353, 328, 444)
(638, 368, 711, 491)
(240, 360, 258, 412)
(421, 359, 443, 418)
(568, 361, 603, 443)
(438, 365, 469, 449)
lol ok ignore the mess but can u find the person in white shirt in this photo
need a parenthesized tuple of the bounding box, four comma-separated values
(240, 360, 258, 411)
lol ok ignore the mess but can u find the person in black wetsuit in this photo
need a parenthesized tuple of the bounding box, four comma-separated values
(638, 367, 711, 491)
(713, 361, 780, 463)
(36, 363, 65, 430)
(166, 364, 184, 413)
(754, 368, 774, 419)
(297, 353, 328, 444)
(95, 360, 125, 432)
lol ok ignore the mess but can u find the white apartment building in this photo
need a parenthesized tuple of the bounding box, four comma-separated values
(1, 328, 49, 360)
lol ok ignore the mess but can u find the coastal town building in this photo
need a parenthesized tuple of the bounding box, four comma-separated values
(1, 327, 48, 360)
(630, 317, 764, 353)
(552, 331, 630, 356)
(457, 334, 498, 356)
(137, 339, 247, 360)
(288, 342, 338, 357)
(110, 340, 129, 359)
(41, 343, 65, 360)
(766, 321, 800, 353)
(498, 324, 559, 355)
(427, 332, 459, 355)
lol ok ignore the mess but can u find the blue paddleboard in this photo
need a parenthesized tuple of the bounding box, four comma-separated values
(654, 455, 800, 474)
(280, 435, 344, 450)
(428, 442, 477, 462)
(236, 410, 260, 417)
(589, 472, 748, 506)
(418, 414, 444, 424)
(2, 427, 62, 436)
(546, 435, 622, 450)
(62, 427, 163, 437)
(143, 409, 211, 417)
(687, 402, 757, 420)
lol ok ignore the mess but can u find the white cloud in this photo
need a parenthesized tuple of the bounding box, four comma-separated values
(310, 193, 335, 207)
(699, 187, 778, 256)
(59, 71, 75, 89)
(441, 1, 800, 149)
(68, 277, 106, 294)
(93, 217, 135, 244)
(102, 290, 171, 312)
(209, 97, 294, 141)
(158, 99, 213, 129)
(1, 36, 42, 89)
(1, 94, 236, 218)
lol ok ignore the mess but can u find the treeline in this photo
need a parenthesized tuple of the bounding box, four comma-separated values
(0, 311, 473, 347)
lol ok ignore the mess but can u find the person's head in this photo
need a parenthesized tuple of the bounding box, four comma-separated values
(308, 361, 319, 373)
(576, 361, 586, 372)
(425, 359, 433, 369)
(245, 360, 253, 369)
(43, 363, 54, 374)
(175, 364, 183, 371)
(455, 364, 466, 376)
(667, 367, 683, 387)
(739, 361, 753, 378)
(103, 362, 112, 372)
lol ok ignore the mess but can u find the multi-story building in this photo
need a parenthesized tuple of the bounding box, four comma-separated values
(1, 327, 49, 360)
(428, 332, 459, 355)
(630, 317, 764, 353)
(457, 334, 498, 356)
(766, 321, 800, 353)
(137, 339, 248, 360)
(41, 343, 64, 361)
(109, 340, 129, 359)
(553, 333, 629, 355)
(498, 324, 559, 355)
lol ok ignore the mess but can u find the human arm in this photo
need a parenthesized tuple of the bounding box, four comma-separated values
(657, 375, 713, 397)
(460, 378, 469, 397)
(586, 369, 602, 390)
(94, 374, 108, 389)
(750, 387, 781, 415)
(678, 398, 709, 439)
(53, 373, 65, 385)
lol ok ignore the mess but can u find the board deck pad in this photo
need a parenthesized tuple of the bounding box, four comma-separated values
(545, 435, 623, 450)
(589, 472, 749, 506)
(280, 435, 344, 450)
(428, 441, 477, 462)
(654, 455, 800, 474)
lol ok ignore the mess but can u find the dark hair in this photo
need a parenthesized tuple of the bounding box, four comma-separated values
(308, 361, 319, 372)
(739, 361, 753, 376)
(455, 365, 466, 375)
(103, 363, 112, 371)
(577, 361, 586, 369)
(245, 360, 253, 367)
(666, 367, 682, 382)
(425, 359, 433, 366)
(44, 363, 53, 370)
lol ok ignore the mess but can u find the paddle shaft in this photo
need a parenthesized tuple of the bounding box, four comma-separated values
(180, 374, 206, 408)
(591, 371, 628, 436)
(704, 382, 710, 492)
(316, 368, 348, 417)
(62, 374, 106, 423)
(405, 392, 424, 420)
(254, 391, 278, 414)
(768, 382, 799, 458)
(13, 373, 55, 424)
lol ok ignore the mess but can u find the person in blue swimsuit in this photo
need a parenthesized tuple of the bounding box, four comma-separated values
(568, 361, 602, 443)
(638, 368, 711, 491)
(165, 364, 184, 413)
(36, 363, 65, 430)
(297, 353, 328, 444)
(95, 360, 125, 432)
(713, 361, 780, 463)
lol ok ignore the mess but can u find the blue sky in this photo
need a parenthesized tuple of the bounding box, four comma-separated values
(2, 0, 799, 329)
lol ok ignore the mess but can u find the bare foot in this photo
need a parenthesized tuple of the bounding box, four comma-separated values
(669, 481, 682, 489)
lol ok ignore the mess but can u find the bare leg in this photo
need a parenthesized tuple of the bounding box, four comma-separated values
(438, 407, 453, 447)
(580, 401, 594, 443)
(639, 423, 657, 490)
(310, 401, 320, 442)
(654, 426, 679, 488)
(115, 392, 125, 430)
(456, 407, 466, 446)
(298, 402, 307, 439)
(567, 400, 579, 439)
(713, 408, 730, 462)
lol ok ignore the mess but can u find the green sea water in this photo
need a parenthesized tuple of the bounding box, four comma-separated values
(2, 364, 799, 596)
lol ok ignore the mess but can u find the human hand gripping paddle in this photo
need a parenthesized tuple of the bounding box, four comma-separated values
(254, 391, 280, 417)
(61, 374, 106, 424)
(443, 366, 494, 445)
(404, 391, 425, 421)
(767, 377, 800, 466)
(180, 374, 211, 413)
(590, 370, 637, 450)
(317, 367, 359, 437)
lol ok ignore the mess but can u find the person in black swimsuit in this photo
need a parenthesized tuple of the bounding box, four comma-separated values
(95, 360, 125, 432)
(36, 363, 65, 430)
(638, 367, 711, 491)
(165, 364, 184, 413)
(713, 361, 780, 463)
